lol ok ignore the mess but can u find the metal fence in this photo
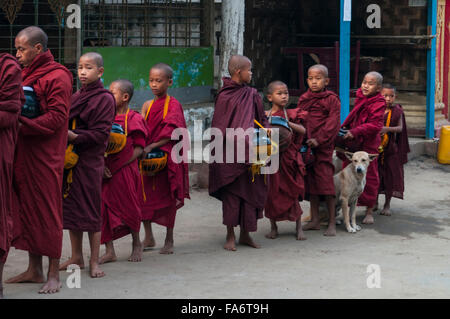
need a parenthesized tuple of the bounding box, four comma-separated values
(0, 0, 208, 90)
(83, 0, 206, 47)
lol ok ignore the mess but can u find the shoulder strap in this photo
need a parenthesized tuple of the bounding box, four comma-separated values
(380, 109, 392, 149)
(144, 95, 170, 121)
(124, 108, 130, 136)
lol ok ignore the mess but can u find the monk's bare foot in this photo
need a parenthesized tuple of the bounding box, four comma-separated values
(362, 214, 374, 224)
(59, 257, 85, 271)
(239, 233, 260, 249)
(296, 220, 307, 240)
(159, 241, 174, 255)
(224, 234, 236, 251)
(89, 263, 105, 278)
(99, 251, 117, 265)
(5, 269, 45, 284)
(265, 228, 278, 239)
(128, 242, 143, 262)
(296, 230, 307, 240)
(142, 236, 156, 251)
(380, 208, 391, 216)
(38, 277, 61, 294)
(324, 224, 337, 237)
(302, 221, 321, 231)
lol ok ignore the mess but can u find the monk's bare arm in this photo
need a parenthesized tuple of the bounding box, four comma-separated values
(289, 121, 306, 135)
(144, 138, 170, 152)
(141, 101, 151, 118)
(126, 146, 144, 165)
(381, 116, 403, 134)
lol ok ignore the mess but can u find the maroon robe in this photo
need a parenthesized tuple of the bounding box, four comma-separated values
(101, 110, 147, 243)
(141, 95, 190, 228)
(209, 77, 269, 232)
(63, 79, 115, 232)
(341, 88, 386, 207)
(264, 108, 306, 221)
(0, 54, 23, 263)
(297, 89, 341, 196)
(378, 104, 410, 199)
(12, 50, 73, 259)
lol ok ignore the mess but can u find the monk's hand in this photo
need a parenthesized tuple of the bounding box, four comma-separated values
(344, 131, 354, 139)
(142, 144, 154, 159)
(266, 128, 272, 138)
(68, 130, 78, 142)
(380, 127, 388, 135)
(103, 167, 112, 179)
(306, 138, 319, 148)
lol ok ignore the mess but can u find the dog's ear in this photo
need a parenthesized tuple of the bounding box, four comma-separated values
(344, 151, 354, 161)
(368, 154, 379, 162)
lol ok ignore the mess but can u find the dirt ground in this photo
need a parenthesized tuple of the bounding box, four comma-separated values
(3, 156, 450, 299)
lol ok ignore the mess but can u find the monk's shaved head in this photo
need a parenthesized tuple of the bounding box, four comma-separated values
(80, 52, 104, 68)
(16, 26, 48, 51)
(228, 55, 251, 76)
(112, 79, 134, 100)
(267, 80, 287, 94)
(150, 63, 173, 79)
(382, 83, 396, 93)
(308, 64, 329, 78)
(365, 71, 383, 86)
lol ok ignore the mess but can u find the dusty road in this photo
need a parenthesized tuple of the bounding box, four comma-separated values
(3, 156, 450, 299)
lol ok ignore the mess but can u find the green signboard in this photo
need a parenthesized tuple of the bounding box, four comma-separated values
(82, 46, 214, 89)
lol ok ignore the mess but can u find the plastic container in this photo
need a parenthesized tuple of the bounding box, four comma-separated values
(437, 126, 450, 164)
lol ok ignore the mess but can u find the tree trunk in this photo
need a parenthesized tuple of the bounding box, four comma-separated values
(219, 0, 245, 87)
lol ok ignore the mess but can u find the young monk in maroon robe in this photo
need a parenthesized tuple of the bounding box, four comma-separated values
(340, 71, 386, 224)
(264, 81, 307, 240)
(377, 84, 410, 216)
(100, 79, 147, 264)
(299, 65, 341, 236)
(60, 52, 115, 278)
(7, 27, 73, 294)
(140, 63, 190, 255)
(0, 53, 24, 298)
(209, 55, 270, 251)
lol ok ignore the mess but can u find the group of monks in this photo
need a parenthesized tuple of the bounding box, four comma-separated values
(209, 55, 409, 250)
(0, 25, 409, 299)
(0, 26, 189, 297)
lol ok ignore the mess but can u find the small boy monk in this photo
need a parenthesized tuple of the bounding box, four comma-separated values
(340, 71, 386, 224)
(377, 84, 410, 216)
(264, 81, 307, 240)
(99, 79, 148, 264)
(60, 52, 115, 278)
(299, 65, 341, 236)
(209, 55, 270, 251)
(140, 63, 190, 255)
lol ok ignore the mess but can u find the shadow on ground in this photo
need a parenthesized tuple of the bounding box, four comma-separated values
(358, 213, 448, 239)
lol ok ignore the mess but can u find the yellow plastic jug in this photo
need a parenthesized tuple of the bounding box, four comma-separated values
(437, 126, 450, 164)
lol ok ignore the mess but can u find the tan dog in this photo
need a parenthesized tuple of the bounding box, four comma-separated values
(334, 151, 378, 233)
